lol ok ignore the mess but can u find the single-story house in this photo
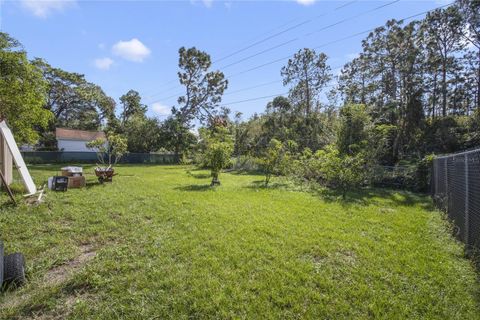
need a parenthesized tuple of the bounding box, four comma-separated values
(56, 128, 106, 152)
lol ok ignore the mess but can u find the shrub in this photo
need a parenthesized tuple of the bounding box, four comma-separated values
(314, 145, 368, 198)
(416, 154, 435, 192)
(203, 125, 234, 186)
(259, 139, 284, 186)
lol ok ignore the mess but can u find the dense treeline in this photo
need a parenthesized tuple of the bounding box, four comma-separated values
(234, 1, 479, 163)
(1, 1, 479, 192)
(201, 1, 480, 189)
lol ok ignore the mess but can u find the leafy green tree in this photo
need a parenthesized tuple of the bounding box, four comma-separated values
(420, 7, 464, 117)
(205, 126, 233, 186)
(281, 48, 332, 116)
(0, 33, 52, 144)
(263, 96, 295, 143)
(159, 115, 197, 159)
(336, 104, 372, 155)
(314, 145, 368, 199)
(119, 90, 147, 126)
(458, 0, 480, 110)
(175, 47, 228, 124)
(124, 115, 162, 153)
(33, 59, 116, 131)
(260, 139, 284, 186)
(203, 125, 233, 186)
(232, 113, 265, 157)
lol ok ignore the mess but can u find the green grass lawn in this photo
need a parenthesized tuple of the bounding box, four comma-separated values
(0, 165, 479, 319)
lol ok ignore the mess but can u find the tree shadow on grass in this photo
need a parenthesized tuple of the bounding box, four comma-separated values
(227, 169, 264, 176)
(174, 184, 212, 192)
(186, 172, 211, 179)
(317, 187, 434, 210)
(244, 179, 291, 190)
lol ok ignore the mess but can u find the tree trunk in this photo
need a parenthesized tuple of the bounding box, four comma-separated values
(442, 61, 447, 117)
(303, 56, 311, 116)
(211, 172, 220, 186)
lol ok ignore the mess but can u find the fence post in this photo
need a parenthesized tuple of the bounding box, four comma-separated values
(464, 154, 469, 246)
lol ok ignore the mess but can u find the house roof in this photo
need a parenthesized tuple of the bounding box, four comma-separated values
(55, 128, 106, 141)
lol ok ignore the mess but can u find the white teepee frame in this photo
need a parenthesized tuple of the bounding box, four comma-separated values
(0, 121, 37, 195)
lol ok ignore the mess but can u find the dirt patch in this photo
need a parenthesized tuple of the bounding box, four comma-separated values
(43, 245, 96, 286)
(0, 244, 97, 313)
(333, 250, 357, 266)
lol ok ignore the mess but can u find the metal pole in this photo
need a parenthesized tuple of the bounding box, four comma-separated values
(465, 153, 469, 245)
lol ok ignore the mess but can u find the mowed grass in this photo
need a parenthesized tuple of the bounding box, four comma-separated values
(0, 165, 479, 319)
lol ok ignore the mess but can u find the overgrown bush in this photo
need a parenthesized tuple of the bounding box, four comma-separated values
(416, 154, 435, 192)
(291, 145, 369, 198)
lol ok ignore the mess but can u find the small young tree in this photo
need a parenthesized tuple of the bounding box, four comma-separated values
(261, 139, 284, 186)
(203, 125, 233, 186)
(86, 133, 128, 168)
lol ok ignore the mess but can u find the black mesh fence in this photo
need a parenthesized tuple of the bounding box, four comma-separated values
(432, 149, 480, 250)
(21, 151, 179, 165)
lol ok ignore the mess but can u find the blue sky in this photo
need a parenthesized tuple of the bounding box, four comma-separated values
(1, 0, 446, 120)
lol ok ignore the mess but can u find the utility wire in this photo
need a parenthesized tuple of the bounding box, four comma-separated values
(145, 0, 359, 100)
(146, 0, 397, 102)
(221, 83, 339, 106)
(147, 2, 454, 107)
(220, 92, 290, 106)
(213, 0, 358, 64)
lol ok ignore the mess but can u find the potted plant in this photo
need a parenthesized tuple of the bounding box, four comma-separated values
(86, 133, 128, 183)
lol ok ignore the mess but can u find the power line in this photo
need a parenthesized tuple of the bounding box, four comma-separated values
(220, 92, 289, 106)
(221, 83, 339, 107)
(147, 2, 454, 107)
(224, 80, 282, 96)
(144, 1, 359, 101)
(304, 0, 399, 37)
(213, 0, 358, 64)
(219, 0, 399, 73)
(143, 1, 357, 97)
(221, 38, 299, 70)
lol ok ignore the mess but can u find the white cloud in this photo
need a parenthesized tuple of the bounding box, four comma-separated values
(202, 0, 213, 7)
(94, 57, 114, 70)
(295, 0, 315, 6)
(112, 38, 151, 62)
(151, 103, 171, 116)
(190, 0, 214, 8)
(21, 0, 76, 18)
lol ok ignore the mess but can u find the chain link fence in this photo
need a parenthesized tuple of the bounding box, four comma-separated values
(432, 149, 480, 251)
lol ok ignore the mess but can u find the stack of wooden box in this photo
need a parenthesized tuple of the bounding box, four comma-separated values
(60, 166, 86, 188)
